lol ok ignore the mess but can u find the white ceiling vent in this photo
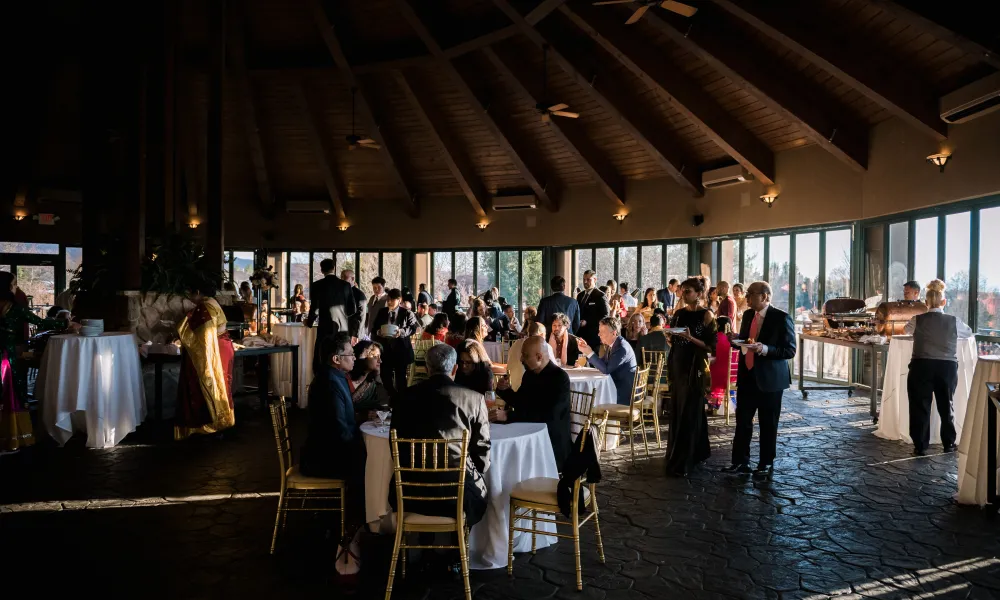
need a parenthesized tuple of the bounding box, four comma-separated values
(702, 165, 753, 190)
(940, 72, 1000, 124)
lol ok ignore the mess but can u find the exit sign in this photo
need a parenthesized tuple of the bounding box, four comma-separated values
(36, 213, 57, 225)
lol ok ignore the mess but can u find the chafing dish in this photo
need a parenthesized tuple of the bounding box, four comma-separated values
(822, 297, 873, 329)
(874, 300, 927, 336)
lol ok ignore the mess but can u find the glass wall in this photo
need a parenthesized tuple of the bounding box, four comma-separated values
(943, 212, 970, 320)
(289, 252, 310, 300)
(574, 249, 592, 294)
(233, 251, 255, 287)
(720, 239, 740, 284)
(431, 248, 542, 313)
(617, 246, 637, 294)
(499, 251, 520, 310)
(666, 244, 688, 284)
(65, 247, 82, 290)
(595, 248, 614, 285)
(864, 224, 884, 304)
(794, 233, 820, 377)
(980, 207, 1000, 335)
(433, 253, 453, 301)
(312, 252, 333, 284)
(522, 251, 544, 310)
(743, 238, 764, 284)
(640, 245, 662, 293)
(913, 217, 938, 289)
(573, 241, 691, 299)
(887, 221, 908, 301)
(455, 251, 474, 302)
(382, 252, 402, 291)
(476, 251, 496, 295)
(826, 229, 852, 300)
(768, 235, 790, 311)
(336, 251, 356, 277)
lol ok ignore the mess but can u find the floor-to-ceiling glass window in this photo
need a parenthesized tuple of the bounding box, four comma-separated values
(980, 206, 1000, 336)
(864, 224, 885, 304)
(768, 235, 790, 312)
(743, 238, 764, 284)
(617, 246, 637, 296)
(65, 247, 82, 290)
(595, 248, 614, 285)
(454, 251, 474, 302)
(943, 212, 971, 321)
(336, 251, 356, 278)
(666, 244, 689, 284)
(499, 251, 520, 312)
(359, 252, 379, 297)
(433, 252, 452, 302)
(233, 251, 256, 287)
(476, 251, 496, 295)
(913, 217, 938, 290)
(720, 239, 740, 285)
(382, 252, 402, 291)
(521, 250, 543, 311)
(574, 249, 592, 294)
(640, 245, 662, 293)
(312, 252, 333, 285)
(824, 229, 853, 381)
(289, 252, 310, 300)
(794, 232, 820, 377)
(887, 221, 909, 302)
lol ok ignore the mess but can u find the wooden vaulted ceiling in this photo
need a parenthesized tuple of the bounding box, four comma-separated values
(179, 0, 997, 220)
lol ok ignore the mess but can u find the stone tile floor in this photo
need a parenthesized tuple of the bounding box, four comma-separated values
(2, 387, 998, 599)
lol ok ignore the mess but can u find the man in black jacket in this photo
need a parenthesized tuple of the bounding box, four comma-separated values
(371, 288, 419, 402)
(340, 268, 367, 343)
(723, 281, 796, 481)
(306, 259, 356, 370)
(536, 275, 580, 335)
(495, 336, 572, 469)
(441, 278, 460, 319)
(576, 270, 609, 351)
(416, 283, 432, 307)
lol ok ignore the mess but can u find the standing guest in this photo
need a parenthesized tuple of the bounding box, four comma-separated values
(494, 336, 573, 469)
(415, 302, 432, 328)
(306, 259, 357, 370)
(416, 283, 432, 307)
(624, 312, 647, 350)
(663, 278, 718, 476)
(576, 270, 610, 352)
(174, 279, 236, 440)
(504, 305, 522, 335)
(536, 276, 581, 335)
(393, 344, 491, 528)
(715, 281, 736, 323)
(620, 283, 638, 309)
(903, 280, 922, 302)
(903, 279, 973, 456)
(421, 313, 450, 343)
(796, 282, 811, 313)
(442, 278, 461, 319)
(445, 313, 467, 349)
(508, 322, 547, 391)
(577, 317, 637, 406)
(349, 340, 387, 419)
(364, 277, 389, 339)
(288, 284, 308, 322)
(707, 286, 719, 312)
(732, 283, 748, 333)
(371, 289, 419, 402)
(401, 287, 415, 308)
(657, 279, 679, 313)
(548, 313, 582, 367)
(465, 316, 489, 345)
(300, 333, 366, 534)
(708, 316, 734, 414)
(341, 269, 368, 342)
(724, 281, 796, 481)
(455, 339, 495, 395)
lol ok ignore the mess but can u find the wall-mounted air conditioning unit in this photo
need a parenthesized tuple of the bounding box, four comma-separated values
(492, 194, 537, 211)
(285, 200, 331, 214)
(702, 165, 753, 190)
(940, 72, 1000, 124)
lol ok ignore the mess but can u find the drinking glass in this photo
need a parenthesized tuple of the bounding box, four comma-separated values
(376, 410, 390, 432)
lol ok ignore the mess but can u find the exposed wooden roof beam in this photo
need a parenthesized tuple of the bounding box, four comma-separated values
(562, 3, 775, 185)
(642, 5, 869, 171)
(711, 0, 946, 141)
(291, 80, 347, 221)
(391, 70, 488, 218)
(306, 0, 419, 217)
(490, 0, 702, 195)
(482, 46, 625, 205)
(394, 0, 555, 211)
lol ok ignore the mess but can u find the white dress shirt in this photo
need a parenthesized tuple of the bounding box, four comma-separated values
(903, 307, 974, 339)
(622, 294, 638, 308)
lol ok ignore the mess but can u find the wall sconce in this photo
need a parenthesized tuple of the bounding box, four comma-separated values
(12, 214, 27, 221)
(926, 152, 951, 172)
(337, 223, 349, 232)
(188, 221, 199, 229)
(613, 213, 627, 224)
(760, 193, 778, 208)
(476, 222, 489, 231)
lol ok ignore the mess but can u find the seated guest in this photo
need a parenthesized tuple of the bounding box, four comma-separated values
(421, 313, 450, 343)
(508, 321, 547, 391)
(638, 313, 670, 369)
(639, 287, 660, 321)
(465, 316, 489, 345)
(504, 304, 522, 335)
(372, 289, 419, 402)
(620, 283, 638, 309)
(625, 312, 647, 350)
(577, 317, 638, 405)
(350, 340, 388, 420)
(455, 339, 494, 395)
(392, 344, 492, 527)
(522, 306, 538, 337)
(415, 301, 432, 328)
(300, 333, 366, 533)
(548, 312, 581, 367)
(494, 336, 572, 469)
(445, 313, 467, 348)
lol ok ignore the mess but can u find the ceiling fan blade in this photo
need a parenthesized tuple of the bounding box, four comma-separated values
(552, 110, 580, 119)
(592, 0, 633, 4)
(625, 5, 650, 24)
(661, 1, 697, 17)
(548, 103, 569, 112)
(361, 142, 381, 150)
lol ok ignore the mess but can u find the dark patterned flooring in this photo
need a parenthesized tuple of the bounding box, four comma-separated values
(2, 387, 998, 599)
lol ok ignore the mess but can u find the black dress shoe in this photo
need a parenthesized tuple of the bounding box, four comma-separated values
(942, 443, 958, 453)
(752, 464, 774, 481)
(913, 448, 927, 457)
(722, 463, 752, 474)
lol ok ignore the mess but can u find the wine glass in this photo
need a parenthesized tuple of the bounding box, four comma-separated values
(376, 410, 389, 432)
(382, 410, 392, 433)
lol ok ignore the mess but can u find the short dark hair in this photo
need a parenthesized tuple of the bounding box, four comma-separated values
(681, 277, 705, 294)
(551, 275, 566, 292)
(650, 314, 663, 328)
(903, 280, 921, 291)
(448, 313, 467, 335)
(619, 282, 629, 292)
(668, 278, 679, 286)
(372, 276, 386, 285)
(448, 278, 457, 286)
(429, 302, 440, 310)
(419, 283, 427, 291)
(320, 259, 335, 274)
(387, 288, 402, 300)
(321, 332, 353, 365)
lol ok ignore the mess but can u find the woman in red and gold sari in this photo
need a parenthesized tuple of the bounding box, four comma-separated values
(175, 285, 235, 440)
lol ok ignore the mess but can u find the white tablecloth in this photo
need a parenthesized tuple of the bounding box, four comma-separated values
(956, 356, 1000, 506)
(874, 336, 977, 445)
(270, 323, 316, 408)
(483, 341, 504, 364)
(565, 367, 619, 449)
(361, 421, 559, 570)
(38, 332, 147, 449)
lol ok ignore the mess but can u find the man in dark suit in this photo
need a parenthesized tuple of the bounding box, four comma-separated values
(576, 270, 609, 351)
(657, 279, 679, 312)
(371, 288, 420, 402)
(306, 258, 356, 370)
(547, 312, 581, 367)
(340, 268, 367, 343)
(416, 283, 432, 307)
(723, 281, 796, 481)
(364, 276, 388, 339)
(536, 275, 580, 335)
(442, 278, 460, 319)
(392, 343, 492, 527)
(495, 336, 572, 469)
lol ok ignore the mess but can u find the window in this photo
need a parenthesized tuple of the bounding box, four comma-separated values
(720, 239, 740, 285)
(499, 251, 519, 311)
(640, 245, 662, 292)
(16, 266, 56, 309)
(382, 252, 402, 291)
(359, 252, 379, 298)
(944, 212, 971, 321)
(913, 217, 938, 290)
(289, 252, 310, 300)
(433, 252, 452, 301)
(65, 247, 82, 291)
(980, 206, 1000, 335)
(233, 251, 255, 289)
(595, 248, 614, 285)
(617, 246, 637, 294)
(768, 235, 790, 311)
(666, 244, 688, 284)
(794, 233, 820, 378)
(521, 251, 543, 311)
(454, 251, 474, 303)
(743, 238, 764, 284)
(864, 224, 884, 304)
(312, 252, 333, 285)
(0, 242, 59, 254)
(476, 251, 496, 295)
(336, 251, 356, 277)
(575, 249, 592, 293)
(887, 221, 908, 301)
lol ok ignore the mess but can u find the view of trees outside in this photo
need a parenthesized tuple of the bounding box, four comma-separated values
(336, 251, 356, 279)
(979, 207, 1000, 335)
(913, 217, 938, 289)
(499, 251, 519, 310)
(887, 221, 908, 302)
(640, 245, 662, 292)
(0, 242, 58, 254)
(595, 248, 614, 284)
(233, 251, 255, 288)
(864, 225, 884, 303)
(617, 246, 637, 295)
(359, 253, 378, 297)
(825, 229, 852, 300)
(382, 253, 402, 291)
(666, 244, 688, 284)
(66, 246, 82, 288)
(17, 266, 55, 307)
(311, 253, 332, 290)
(575, 249, 592, 292)
(743, 238, 764, 284)
(768, 235, 790, 311)
(720, 239, 740, 284)
(476, 251, 496, 295)
(794, 232, 820, 378)
(944, 213, 970, 321)
(521, 250, 543, 311)
(455, 251, 474, 302)
(286, 252, 309, 301)
(433, 252, 452, 301)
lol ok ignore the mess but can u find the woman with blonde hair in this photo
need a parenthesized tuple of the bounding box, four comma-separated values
(902, 279, 973, 456)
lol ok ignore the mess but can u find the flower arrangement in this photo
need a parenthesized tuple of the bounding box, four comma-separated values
(250, 265, 279, 292)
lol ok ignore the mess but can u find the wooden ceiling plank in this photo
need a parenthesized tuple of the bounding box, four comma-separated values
(483, 46, 625, 205)
(490, 0, 702, 195)
(393, 0, 556, 211)
(291, 80, 348, 220)
(562, 3, 774, 185)
(711, 0, 946, 141)
(391, 70, 488, 218)
(306, 0, 419, 216)
(641, 5, 869, 171)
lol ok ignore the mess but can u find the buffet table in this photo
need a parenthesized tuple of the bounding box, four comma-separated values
(875, 335, 977, 445)
(798, 333, 887, 422)
(360, 421, 558, 570)
(956, 357, 1000, 507)
(270, 323, 315, 408)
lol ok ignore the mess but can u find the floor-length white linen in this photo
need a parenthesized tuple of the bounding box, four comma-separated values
(38, 332, 147, 449)
(566, 367, 619, 449)
(956, 356, 1000, 506)
(361, 421, 559, 570)
(270, 323, 315, 408)
(874, 336, 977, 445)
(483, 341, 504, 364)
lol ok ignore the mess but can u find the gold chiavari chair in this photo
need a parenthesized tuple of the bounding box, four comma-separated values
(268, 397, 345, 554)
(506, 416, 607, 591)
(407, 338, 439, 386)
(641, 354, 666, 449)
(386, 430, 472, 600)
(591, 366, 651, 464)
(569, 388, 597, 441)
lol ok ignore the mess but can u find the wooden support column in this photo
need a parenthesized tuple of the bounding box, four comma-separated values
(205, 0, 225, 273)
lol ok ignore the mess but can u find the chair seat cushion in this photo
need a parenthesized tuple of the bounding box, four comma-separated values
(402, 513, 459, 525)
(286, 466, 345, 490)
(510, 477, 590, 506)
(592, 403, 638, 420)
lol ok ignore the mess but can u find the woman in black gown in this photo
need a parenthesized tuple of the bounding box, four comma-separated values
(664, 277, 717, 477)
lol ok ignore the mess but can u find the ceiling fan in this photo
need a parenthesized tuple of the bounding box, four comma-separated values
(536, 45, 579, 123)
(345, 87, 380, 151)
(592, 0, 698, 25)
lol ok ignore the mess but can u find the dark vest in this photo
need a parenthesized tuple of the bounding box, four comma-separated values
(911, 311, 959, 362)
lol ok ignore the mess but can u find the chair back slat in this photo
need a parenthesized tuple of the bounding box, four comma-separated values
(631, 366, 651, 408)
(569, 389, 597, 439)
(390, 430, 469, 516)
(268, 398, 293, 485)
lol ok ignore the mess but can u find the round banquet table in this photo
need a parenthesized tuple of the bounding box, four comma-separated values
(874, 335, 977, 445)
(564, 366, 619, 449)
(361, 420, 559, 570)
(38, 332, 147, 449)
(956, 356, 1000, 506)
(483, 341, 504, 364)
(270, 323, 315, 408)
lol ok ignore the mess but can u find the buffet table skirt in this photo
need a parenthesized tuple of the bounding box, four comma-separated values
(361, 421, 559, 570)
(956, 356, 1000, 506)
(874, 336, 977, 445)
(38, 332, 147, 448)
(270, 323, 315, 408)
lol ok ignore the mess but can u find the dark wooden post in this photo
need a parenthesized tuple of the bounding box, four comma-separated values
(204, 0, 226, 273)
